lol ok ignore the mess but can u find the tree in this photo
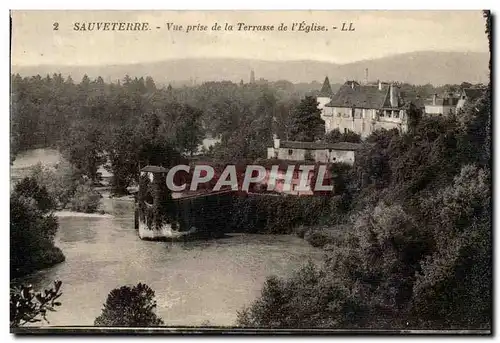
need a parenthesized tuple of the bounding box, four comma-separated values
(30, 161, 83, 210)
(406, 102, 423, 135)
(69, 180, 102, 213)
(106, 123, 140, 195)
(273, 99, 299, 140)
(174, 105, 204, 157)
(11, 179, 65, 277)
(145, 76, 157, 93)
(289, 96, 325, 142)
(411, 165, 491, 328)
(60, 120, 105, 183)
(13, 176, 56, 213)
(94, 283, 164, 327)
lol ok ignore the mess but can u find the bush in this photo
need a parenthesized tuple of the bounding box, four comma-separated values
(94, 283, 164, 327)
(303, 226, 345, 248)
(30, 161, 81, 209)
(69, 181, 101, 213)
(11, 181, 65, 277)
(325, 129, 361, 144)
(13, 176, 56, 213)
(237, 261, 368, 328)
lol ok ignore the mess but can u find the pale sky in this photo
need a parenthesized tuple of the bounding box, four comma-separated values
(11, 10, 489, 66)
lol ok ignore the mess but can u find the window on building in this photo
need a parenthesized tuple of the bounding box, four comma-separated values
(380, 110, 385, 117)
(288, 149, 293, 155)
(394, 111, 400, 118)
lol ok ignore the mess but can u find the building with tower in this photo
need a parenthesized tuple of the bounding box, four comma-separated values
(317, 77, 410, 138)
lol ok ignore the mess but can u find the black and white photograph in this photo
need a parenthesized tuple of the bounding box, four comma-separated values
(9, 9, 492, 334)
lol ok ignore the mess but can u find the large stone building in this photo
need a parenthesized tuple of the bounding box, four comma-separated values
(318, 78, 408, 138)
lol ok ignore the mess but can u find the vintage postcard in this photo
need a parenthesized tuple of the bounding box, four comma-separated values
(9, 10, 491, 334)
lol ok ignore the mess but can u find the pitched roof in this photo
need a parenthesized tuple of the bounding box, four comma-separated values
(319, 76, 333, 97)
(325, 81, 393, 109)
(141, 165, 169, 173)
(463, 88, 483, 100)
(279, 140, 364, 151)
(255, 158, 324, 169)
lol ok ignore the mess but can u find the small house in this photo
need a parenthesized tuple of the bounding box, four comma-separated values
(267, 138, 363, 165)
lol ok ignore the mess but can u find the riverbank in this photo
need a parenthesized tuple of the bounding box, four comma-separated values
(11, 246, 66, 279)
(294, 224, 350, 249)
(54, 210, 113, 218)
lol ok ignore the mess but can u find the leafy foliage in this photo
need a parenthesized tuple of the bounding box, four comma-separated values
(230, 195, 329, 234)
(325, 129, 361, 143)
(60, 120, 106, 183)
(94, 283, 164, 327)
(289, 96, 325, 142)
(11, 179, 65, 277)
(238, 87, 491, 329)
(30, 161, 102, 213)
(13, 176, 56, 213)
(69, 180, 102, 213)
(30, 161, 80, 207)
(10, 281, 63, 327)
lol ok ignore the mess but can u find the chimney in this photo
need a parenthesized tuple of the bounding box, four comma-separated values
(390, 84, 398, 107)
(432, 94, 437, 106)
(273, 135, 280, 149)
(364, 68, 368, 85)
(378, 80, 382, 91)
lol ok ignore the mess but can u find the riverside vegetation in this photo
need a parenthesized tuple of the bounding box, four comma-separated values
(10, 12, 491, 328)
(236, 89, 491, 329)
(11, 86, 491, 328)
(9, 82, 491, 329)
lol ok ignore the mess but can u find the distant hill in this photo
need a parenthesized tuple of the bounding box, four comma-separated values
(11, 51, 489, 86)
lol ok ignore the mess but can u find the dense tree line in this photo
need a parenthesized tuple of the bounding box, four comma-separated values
(11, 74, 319, 193)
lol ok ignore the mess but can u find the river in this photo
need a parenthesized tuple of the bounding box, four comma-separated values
(12, 149, 324, 327)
